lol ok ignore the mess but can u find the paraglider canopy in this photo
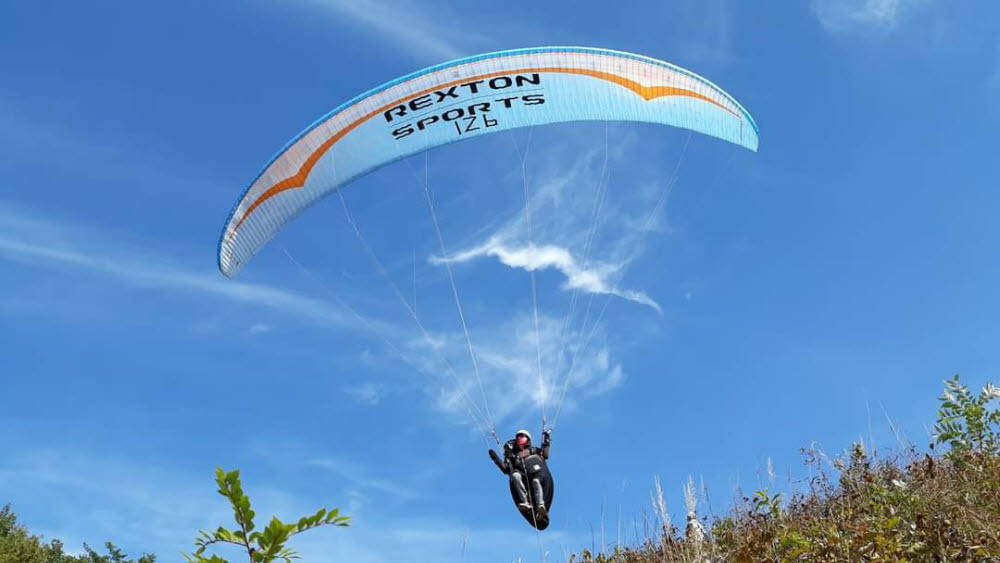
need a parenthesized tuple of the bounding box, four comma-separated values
(217, 46, 758, 278)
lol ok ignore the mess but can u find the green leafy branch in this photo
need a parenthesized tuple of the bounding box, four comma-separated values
(933, 375, 1000, 456)
(751, 488, 783, 519)
(183, 468, 350, 563)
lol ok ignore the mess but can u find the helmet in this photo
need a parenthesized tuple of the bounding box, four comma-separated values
(515, 430, 532, 445)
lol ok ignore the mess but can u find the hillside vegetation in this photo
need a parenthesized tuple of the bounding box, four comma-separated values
(572, 376, 1000, 562)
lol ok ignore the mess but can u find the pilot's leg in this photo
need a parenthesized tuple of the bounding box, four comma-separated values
(510, 472, 529, 504)
(530, 478, 545, 509)
(510, 472, 533, 517)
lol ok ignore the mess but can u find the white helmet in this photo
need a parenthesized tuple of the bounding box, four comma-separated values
(515, 429, 532, 442)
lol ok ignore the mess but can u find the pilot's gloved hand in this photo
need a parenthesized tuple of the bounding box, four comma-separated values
(489, 449, 502, 463)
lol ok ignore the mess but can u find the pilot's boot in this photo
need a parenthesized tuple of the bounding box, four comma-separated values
(535, 504, 548, 526)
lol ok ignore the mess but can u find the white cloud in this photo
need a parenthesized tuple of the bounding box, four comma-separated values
(433, 239, 662, 313)
(429, 129, 669, 317)
(811, 0, 925, 33)
(302, 0, 493, 61)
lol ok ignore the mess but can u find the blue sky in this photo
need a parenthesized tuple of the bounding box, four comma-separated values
(2, 1, 999, 561)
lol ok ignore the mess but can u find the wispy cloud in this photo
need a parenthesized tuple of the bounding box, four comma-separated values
(990, 43, 1000, 92)
(344, 381, 385, 405)
(671, 0, 737, 66)
(0, 202, 376, 332)
(433, 239, 661, 312)
(401, 129, 679, 427)
(247, 322, 273, 335)
(0, 95, 218, 201)
(304, 455, 416, 500)
(811, 0, 926, 33)
(407, 311, 625, 426)
(301, 0, 494, 61)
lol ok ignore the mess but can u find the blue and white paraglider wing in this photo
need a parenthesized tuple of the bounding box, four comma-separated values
(218, 47, 759, 278)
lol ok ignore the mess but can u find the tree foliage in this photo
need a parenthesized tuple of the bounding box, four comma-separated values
(0, 504, 155, 563)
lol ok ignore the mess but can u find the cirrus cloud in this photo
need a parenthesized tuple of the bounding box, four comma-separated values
(811, 0, 927, 33)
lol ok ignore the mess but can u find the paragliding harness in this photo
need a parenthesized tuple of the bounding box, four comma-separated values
(497, 436, 554, 530)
